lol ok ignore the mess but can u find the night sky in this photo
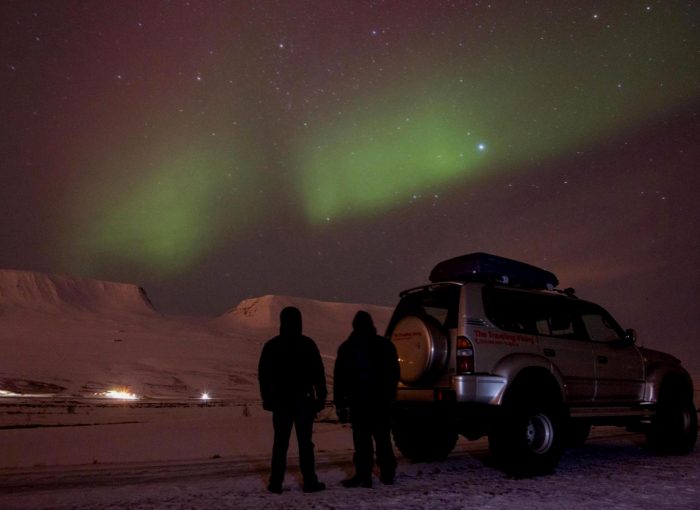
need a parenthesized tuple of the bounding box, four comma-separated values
(1, 1, 698, 363)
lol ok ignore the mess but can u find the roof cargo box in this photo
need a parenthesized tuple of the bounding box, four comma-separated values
(429, 252, 559, 289)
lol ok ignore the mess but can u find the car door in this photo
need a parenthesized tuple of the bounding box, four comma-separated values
(534, 295, 596, 404)
(484, 289, 596, 404)
(578, 303, 645, 403)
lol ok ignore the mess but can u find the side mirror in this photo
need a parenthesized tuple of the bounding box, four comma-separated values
(624, 328, 637, 344)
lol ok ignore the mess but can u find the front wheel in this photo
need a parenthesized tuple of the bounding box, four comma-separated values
(647, 392, 697, 455)
(489, 397, 565, 476)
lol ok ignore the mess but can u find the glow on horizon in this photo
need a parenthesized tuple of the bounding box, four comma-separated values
(99, 388, 140, 400)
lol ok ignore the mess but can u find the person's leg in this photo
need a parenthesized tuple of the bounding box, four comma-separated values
(373, 412, 397, 484)
(295, 406, 325, 492)
(344, 408, 373, 487)
(269, 411, 294, 491)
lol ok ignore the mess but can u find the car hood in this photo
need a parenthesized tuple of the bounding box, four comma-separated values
(639, 347, 681, 367)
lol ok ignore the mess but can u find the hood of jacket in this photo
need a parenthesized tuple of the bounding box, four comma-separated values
(279, 306, 303, 336)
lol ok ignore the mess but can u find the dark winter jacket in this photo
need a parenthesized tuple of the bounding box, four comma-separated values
(258, 307, 327, 413)
(333, 311, 400, 410)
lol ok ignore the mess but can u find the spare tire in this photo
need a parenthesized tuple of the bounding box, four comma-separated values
(390, 315, 448, 384)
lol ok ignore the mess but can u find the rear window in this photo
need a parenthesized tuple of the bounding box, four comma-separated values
(390, 285, 461, 330)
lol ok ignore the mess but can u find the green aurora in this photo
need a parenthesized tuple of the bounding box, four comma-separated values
(68, 143, 258, 276)
(296, 7, 697, 224)
(63, 5, 698, 272)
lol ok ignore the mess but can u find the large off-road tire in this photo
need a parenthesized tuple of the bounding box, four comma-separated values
(646, 386, 697, 455)
(489, 385, 565, 476)
(392, 416, 458, 462)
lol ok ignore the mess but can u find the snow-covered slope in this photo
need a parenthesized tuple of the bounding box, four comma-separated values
(213, 294, 394, 356)
(0, 269, 157, 317)
(0, 271, 392, 400)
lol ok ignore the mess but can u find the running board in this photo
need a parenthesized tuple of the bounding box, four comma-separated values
(569, 406, 653, 420)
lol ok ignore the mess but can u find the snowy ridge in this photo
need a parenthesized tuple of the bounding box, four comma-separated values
(214, 294, 394, 353)
(0, 271, 392, 399)
(219, 294, 393, 330)
(0, 269, 157, 316)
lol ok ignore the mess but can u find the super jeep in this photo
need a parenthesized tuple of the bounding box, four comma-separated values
(386, 253, 697, 475)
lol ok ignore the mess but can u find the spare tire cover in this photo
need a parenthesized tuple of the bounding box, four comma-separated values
(391, 315, 448, 384)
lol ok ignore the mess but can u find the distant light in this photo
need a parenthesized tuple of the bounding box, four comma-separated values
(100, 388, 139, 400)
(200, 392, 211, 401)
(477, 143, 486, 151)
(0, 389, 55, 398)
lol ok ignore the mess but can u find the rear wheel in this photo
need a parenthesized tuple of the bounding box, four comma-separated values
(489, 387, 565, 476)
(392, 413, 458, 462)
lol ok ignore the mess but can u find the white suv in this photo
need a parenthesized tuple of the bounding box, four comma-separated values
(387, 253, 697, 475)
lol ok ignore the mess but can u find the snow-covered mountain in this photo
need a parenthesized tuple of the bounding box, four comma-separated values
(0, 269, 157, 317)
(0, 270, 391, 400)
(214, 294, 393, 356)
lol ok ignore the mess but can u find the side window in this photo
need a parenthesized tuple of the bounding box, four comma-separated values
(483, 288, 538, 335)
(545, 300, 579, 339)
(484, 288, 586, 340)
(579, 308, 623, 343)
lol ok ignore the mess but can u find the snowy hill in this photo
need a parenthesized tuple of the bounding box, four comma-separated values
(0, 269, 157, 317)
(0, 271, 391, 400)
(214, 294, 394, 355)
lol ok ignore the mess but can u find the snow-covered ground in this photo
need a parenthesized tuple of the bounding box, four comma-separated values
(1, 270, 698, 509)
(1, 407, 698, 510)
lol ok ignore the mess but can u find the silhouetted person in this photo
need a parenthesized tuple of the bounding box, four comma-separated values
(258, 306, 327, 494)
(334, 311, 400, 488)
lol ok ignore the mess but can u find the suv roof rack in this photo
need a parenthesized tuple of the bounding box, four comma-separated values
(429, 252, 559, 290)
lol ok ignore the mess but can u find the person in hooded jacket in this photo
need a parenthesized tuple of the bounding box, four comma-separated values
(334, 311, 400, 488)
(258, 306, 327, 494)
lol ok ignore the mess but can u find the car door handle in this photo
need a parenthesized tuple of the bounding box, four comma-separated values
(597, 355, 608, 364)
(544, 348, 556, 357)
